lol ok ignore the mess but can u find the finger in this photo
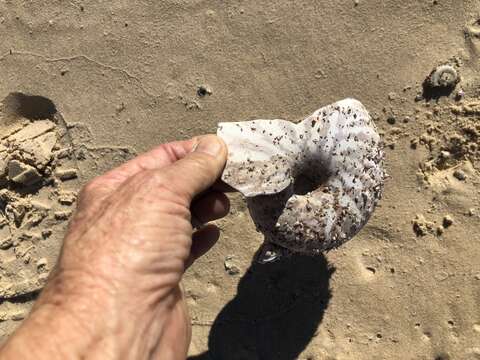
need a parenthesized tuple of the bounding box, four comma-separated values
(191, 191, 230, 224)
(93, 137, 198, 194)
(185, 225, 220, 268)
(160, 135, 228, 202)
(79, 136, 217, 204)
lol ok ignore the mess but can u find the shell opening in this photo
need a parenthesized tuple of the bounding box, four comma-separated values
(292, 166, 329, 196)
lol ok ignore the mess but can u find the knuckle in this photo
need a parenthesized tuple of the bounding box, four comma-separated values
(146, 169, 166, 184)
(126, 169, 155, 187)
(133, 169, 166, 189)
(135, 170, 190, 206)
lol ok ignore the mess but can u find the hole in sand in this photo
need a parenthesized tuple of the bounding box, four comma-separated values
(2, 92, 57, 121)
(434, 353, 451, 360)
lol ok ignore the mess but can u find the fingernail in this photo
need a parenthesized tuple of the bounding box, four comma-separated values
(194, 136, 223, 157)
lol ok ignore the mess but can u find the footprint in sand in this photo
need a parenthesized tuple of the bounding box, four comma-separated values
(0, 92, 134, 310)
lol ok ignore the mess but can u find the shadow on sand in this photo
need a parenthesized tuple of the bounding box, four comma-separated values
(189, 252, 334, 360)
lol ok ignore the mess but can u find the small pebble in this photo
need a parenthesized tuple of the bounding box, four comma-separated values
(0, 237, 13, 250)
(11, 312, 26, 321)
(36, 258, 48, 272)
(443, 215, 454, 228)
(412, 214, 434, 236)
(453, 169, 466, 181)
(410, 139, 418, 149)
(55, 168, 78, 181)
(115, 102, 126, 113)
(54, 210, 72, 221)
(8, 160, 42, 186)
(197, 85, 212, 97)
(224, 255, 240, 275)
(58, 191, 77, 205)
(440, 151, 451, 159)
(456, 89, 465, 101)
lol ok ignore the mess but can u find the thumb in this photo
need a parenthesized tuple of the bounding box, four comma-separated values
(160, 134, 228, 202)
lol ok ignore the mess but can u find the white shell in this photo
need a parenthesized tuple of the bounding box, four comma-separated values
(218, 98, 385, 254)
(429, 65, 458, 88)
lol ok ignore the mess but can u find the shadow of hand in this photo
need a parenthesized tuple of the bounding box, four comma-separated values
(189, 253, 334, 360)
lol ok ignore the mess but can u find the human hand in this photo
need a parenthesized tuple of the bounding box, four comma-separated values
(0, 135, 229, 360)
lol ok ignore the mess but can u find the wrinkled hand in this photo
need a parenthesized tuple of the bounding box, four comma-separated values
(0, 135, 229, 360)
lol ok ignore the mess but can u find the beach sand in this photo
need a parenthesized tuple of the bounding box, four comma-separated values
(0, 1, 479, 359)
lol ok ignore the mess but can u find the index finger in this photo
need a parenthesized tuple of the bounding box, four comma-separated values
(96, 137, 198, 192)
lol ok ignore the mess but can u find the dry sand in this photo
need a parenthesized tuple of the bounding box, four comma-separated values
(0, 1, 479, 359)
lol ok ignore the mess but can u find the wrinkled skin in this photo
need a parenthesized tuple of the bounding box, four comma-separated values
(0, 135, 229, 360)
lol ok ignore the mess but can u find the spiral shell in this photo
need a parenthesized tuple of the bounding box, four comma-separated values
(218, 99, 385, 255)
(428, 65, 459, 88)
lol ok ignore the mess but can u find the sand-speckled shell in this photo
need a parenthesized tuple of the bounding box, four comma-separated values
(428, 65, 459, 88)
(218, 98, 385, 255)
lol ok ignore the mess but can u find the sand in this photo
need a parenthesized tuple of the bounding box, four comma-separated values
(0, 1, 479, 359)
